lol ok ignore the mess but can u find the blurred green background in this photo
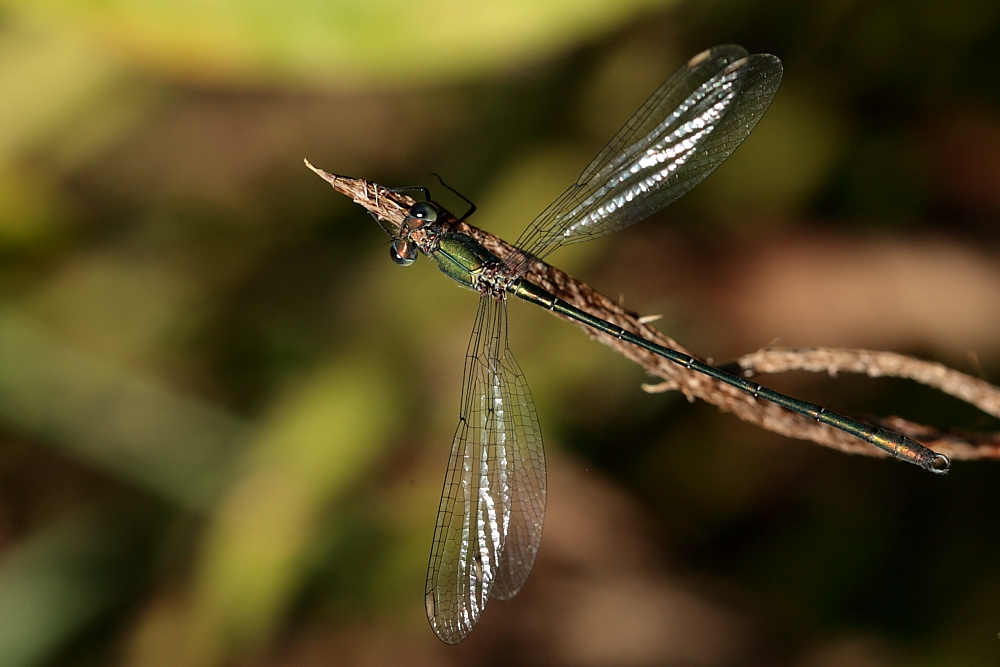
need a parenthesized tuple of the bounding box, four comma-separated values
(1, 0, 1000, 665)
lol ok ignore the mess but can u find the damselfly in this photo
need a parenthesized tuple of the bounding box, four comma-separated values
(307, 44, 949, 644)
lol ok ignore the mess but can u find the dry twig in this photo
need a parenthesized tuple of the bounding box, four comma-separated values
(306, 161, 1000, 464)
(731, 348, 1000, 460)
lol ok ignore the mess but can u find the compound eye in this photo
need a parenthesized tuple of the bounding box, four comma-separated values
(408, 201, 439, 225)
(390, 240, 417, 266)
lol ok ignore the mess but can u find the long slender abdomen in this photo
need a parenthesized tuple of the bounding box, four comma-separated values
(508, 278, 949, 474)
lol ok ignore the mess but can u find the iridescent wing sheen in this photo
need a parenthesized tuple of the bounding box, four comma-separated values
(424, 296, 546, 645)
(511, 45, 783, 271)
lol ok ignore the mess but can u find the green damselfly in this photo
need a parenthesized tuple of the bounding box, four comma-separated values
(308, 45, 949, 644)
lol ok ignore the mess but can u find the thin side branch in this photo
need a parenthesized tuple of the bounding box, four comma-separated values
(730, 348, 1000, 460)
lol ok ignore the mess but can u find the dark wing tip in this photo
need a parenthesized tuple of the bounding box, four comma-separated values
(688, 44, 748, 70)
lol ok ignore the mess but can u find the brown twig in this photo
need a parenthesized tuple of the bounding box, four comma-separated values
(731, 348, 1000, 460)
(305, 160, 1000, 463)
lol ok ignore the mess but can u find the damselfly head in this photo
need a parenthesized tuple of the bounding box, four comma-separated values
(408, 201, 439, 226)
(390, 239, 417, 266)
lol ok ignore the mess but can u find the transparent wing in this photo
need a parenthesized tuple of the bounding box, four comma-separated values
(425, 296, 546, 644)
(511, 45, 783, 270)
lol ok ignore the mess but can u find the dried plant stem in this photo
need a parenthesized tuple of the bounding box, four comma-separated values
(307, 161, 1000, 463)
(731, 348, 1000, 460)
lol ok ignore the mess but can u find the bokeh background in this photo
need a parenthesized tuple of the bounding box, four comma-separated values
(1, 0, 1000, 665)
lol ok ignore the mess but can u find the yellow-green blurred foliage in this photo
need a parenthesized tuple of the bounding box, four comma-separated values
(0, 0, 999, 666)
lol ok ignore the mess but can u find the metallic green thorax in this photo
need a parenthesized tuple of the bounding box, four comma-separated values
(432, 233, 502, 289)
